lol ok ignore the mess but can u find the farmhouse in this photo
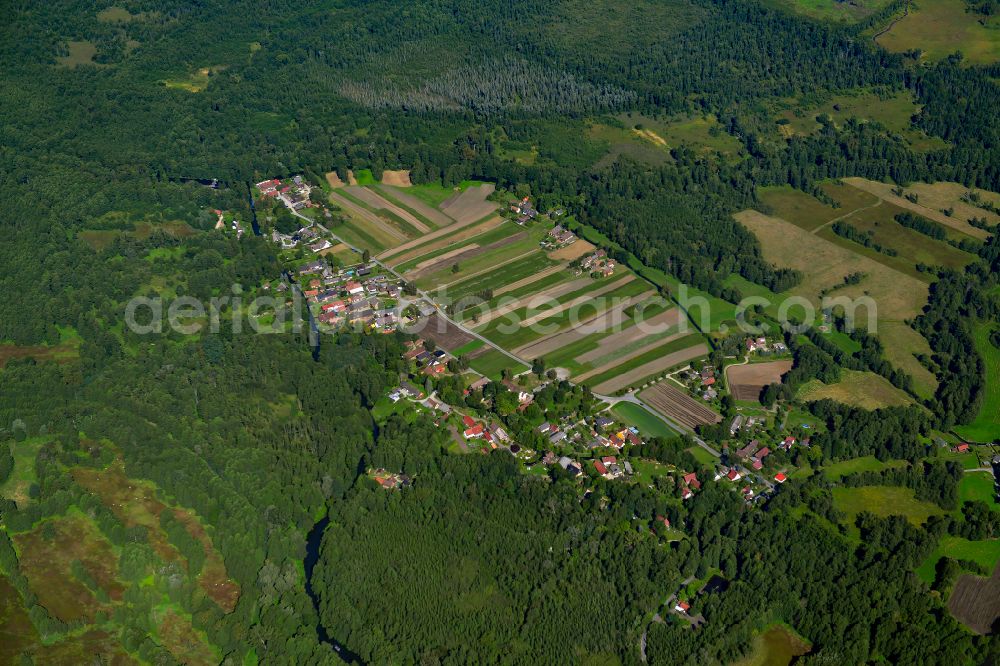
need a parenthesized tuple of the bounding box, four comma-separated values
(674, 601, 690, 614)
(729, 415, 744, 435)
(463, 424, 484, 439)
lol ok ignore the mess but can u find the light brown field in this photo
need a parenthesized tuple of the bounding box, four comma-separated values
(947, 564, 1000, 635)
(329, 191, 407, 242)
(842, 178, 993, 240)
(324, 171, 345, 189)
(577, 309, 681, 364)
(344, 186, 431, 233)
(640, 380, 722, 428)
(514, 292, 653, 359)
(592, 344, 709, 394)
(474, 276, 594, 326)
(517, 275, 637, 328)
(375, 185, 453, 227)
(549, 239, 596, 261)
(576, 331, 689, 382)
(734, 208, 938, 395)
(797, 369, 914, 409)
(346, 170, 359, 186)
(495, 264, 568, 296)
(633, 128, 667, 147)
(439, 183, 499, 224)
(726, 360, 794, 401)
(379, 215, 504, 262)
(381, 169, 412, 187)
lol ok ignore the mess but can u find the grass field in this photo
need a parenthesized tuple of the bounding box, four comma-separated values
(875, 0, 1000, 65)
(796, 370, 915, 410)
(468, 349, 526, 380)
(733, 623, 811, 666)
(915, 536, 1000, 584)
(609, 402, 678, 438)
(832, 485, 946, 527)
(57, 41, 99, 68)
(958, 471, 999, 509)
(820, 455, 907, 480)
(954, 322, 1000, 443)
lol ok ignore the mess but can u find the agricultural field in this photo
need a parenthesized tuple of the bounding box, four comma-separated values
(874, 0, 1000, 65)
(726, 360, 793, 401)
(796, 370, 915, 410)
(639, 381, 722, 429)
(735, 195, 940, 397)
(954, 322, 1000, 443)
(947, 565, 1000, 635)
(609, 402, 678, 438)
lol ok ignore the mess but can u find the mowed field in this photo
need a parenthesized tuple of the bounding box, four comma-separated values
(726, 360, 793, 401)
(796, 369, 915, 410)
(874, 0, 1000, 65)
(639, 381, 722, 429)
(954, 322, 1000, 443)
(736, 179, 952, 398)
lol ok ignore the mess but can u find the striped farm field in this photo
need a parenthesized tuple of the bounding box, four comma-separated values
(378, 214, 504, 262)
(639, 380, 722, 429)
(374, 184, 453, 228)
(587, 335, 708, 394)
(394, 222, 517, 273)
(457, 271, 571, 323)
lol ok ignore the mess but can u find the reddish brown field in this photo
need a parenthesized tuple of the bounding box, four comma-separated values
(726, 360, 793, 401)
(0, 343, 78, 367)
(640, 382, 722, 429)
(410, 312, 478, 352)
(948, 565, 1000, 634)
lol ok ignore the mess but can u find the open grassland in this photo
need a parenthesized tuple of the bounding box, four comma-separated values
(587, 122, 671, 168)
(734, 207, 938, 397)
(57, 41, 99, 68)
(843, 178, 998, 240)
(609, 402, 678, 437)
(820, 455, 907, 479)
(589, 338, 709, 394)
(163, 66, 226, 92)
(955, 323, 1000, 442)
(775, 90, 947, 151)
(832, 485, 946, 526)
(639, 380, 722, 428)
(727, 360, 794, 402)
(875, 0, 1000, 65)
(796, 369, 916, 409)
(0, 437, 47, 505)
(732, 624, 811, 666)
(619, 113, 743, 160)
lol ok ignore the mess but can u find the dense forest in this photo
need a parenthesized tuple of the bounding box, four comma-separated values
(2, 0, 1000, 662)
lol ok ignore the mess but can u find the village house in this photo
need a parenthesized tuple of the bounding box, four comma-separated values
(774, 472, 787, 484)
(729, 415, 744, 436)
(398, 382, 424, 399)
(674, 601, 690, 614)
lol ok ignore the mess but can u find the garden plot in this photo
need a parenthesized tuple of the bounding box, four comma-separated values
(576, 308, 681, 364)
(439, 183, 499, 223)
(404, 231, 528, 281)
(495, 264, 567, 296)
(575, 330, 689, 382)
(375, 185, 453, 227)
(379, 215, 503, 262)
(517, 275, 636, 328)
(640, 380, 722, 428)
(471, 276, 594, 326)
(590, 341, 709, 394)
(725, 360, 793, 401)
(344, 186, 431, 233)
(329, 190, 408, 247)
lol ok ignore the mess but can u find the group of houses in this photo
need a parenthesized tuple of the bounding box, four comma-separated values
(546, 224, 578, 248)
(579, 249, 616, 277)
(462, 414, 512, 449)
(295, 261, 402, 333)
(734, 439, 771, 471)
(510, 197, 539, 224)
(369, 468, 410, 490)
(745, 336, 787, 355)
(256, 175, 314, 211)
(272, 225, 334, 252)
(402, 339, 451, 376)
(213, 209, 246, 238)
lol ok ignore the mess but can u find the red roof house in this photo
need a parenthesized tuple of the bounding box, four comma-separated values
(774, 472, 787, 483)
(594, 460, 608, 475)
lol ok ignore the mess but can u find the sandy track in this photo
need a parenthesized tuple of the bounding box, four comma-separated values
(575, 331, 688, 382)
(329, 191, 406, 242)
(591, 344, 709, 394)
(640, 381, 722, 428)
(381, 170, 412, 187)
(471, 276, 594, 325)
(440, 184, 498, 224)
(375, 185, 453, 228)
(495, 264, 567, 296)
(344, 186, 431, 233)
(513, 291, 651, 359)
(518, 275, 636, 328)
(577, 309, 680, 364)
(378, 215, 503, 262)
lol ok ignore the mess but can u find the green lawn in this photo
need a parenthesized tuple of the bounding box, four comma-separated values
(914, 536, 1000, 584)
(687, 446, 718, 465)
(958, 472, 999, 510)
(954, 322, 1000, 443)
(468, 349, 526, 380)
(832, 486, 947, 527)
(821, 456, 906, 480)
(451, 339, 486, 356)
(610, 403, 678, 438)
(353, 169, 377, 185)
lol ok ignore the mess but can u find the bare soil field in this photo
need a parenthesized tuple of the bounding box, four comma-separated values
(948, 565, 1000, 634)
(325, 171, 345, 188)
(842, 178, 993, 240)
(408, 312, 478, 351)
(344, 186, 431, 233)
(329, 191, 407, 242)
(514, 293, 653, 359)
(592, 344, 709, 394)
(379, 215, 504, 262)
(404, 231, 528, 280)
(346, 170, 359, 186)
(475, 276, 595, 326)
(440, 183, 498, 224)
(726, 360, 793, 401)
(640, 381, 722, 429)
(381, 169, 412, 187)
(576, 331, 689, 382)
(735, 208, 937, 396)
(375, 185, 453, 227)
(577, 309, 680, 364)
(550, 239, 596, 261)
(495, 264, 567, 296)
(517, 275, 637, 328)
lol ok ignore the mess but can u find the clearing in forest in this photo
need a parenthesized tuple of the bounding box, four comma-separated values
(796, 369, 915, 410)
(948, 565, 1000, 635)
(381, 170, 412, 187)
(874, 0, 1000, 65)
(954, 322, 1000, 443)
